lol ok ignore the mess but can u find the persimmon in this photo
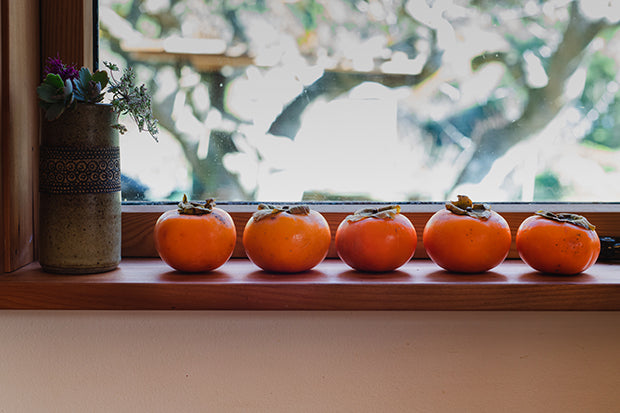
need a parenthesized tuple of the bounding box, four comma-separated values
(335, 205, 417, 272)
(154, 195, 236, 272)
(423, 195, 511, 273)
(243, 204, 331, 273)
(516, 211, 600, 275)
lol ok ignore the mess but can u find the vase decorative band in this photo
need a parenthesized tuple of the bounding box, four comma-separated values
(39, 146, 121, 194)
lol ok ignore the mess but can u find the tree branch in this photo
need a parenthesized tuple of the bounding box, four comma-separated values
(453, 2, 609, 189)
(267, 39, 443, 139)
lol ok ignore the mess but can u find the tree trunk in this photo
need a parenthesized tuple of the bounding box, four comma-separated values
(453, 3, 608, 189)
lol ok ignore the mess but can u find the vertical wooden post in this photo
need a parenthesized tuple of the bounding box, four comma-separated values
(0, 0, 4, 273)
(40, 0, 94, 70)
(0, 0, 40, 272)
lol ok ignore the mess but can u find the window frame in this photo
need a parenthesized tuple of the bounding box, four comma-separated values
(98, 0, 620, 261)
(1, 0, 40, 273)
(1, 0, 619, 311)
(121, 202, 620, 259)
(2, 0, 620, 270)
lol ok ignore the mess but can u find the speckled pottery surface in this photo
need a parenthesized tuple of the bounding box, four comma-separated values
(39, 103, 121, 274)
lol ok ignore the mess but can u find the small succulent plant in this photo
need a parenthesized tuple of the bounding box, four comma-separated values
(73, 67, 109, 103)
(37, 56, 158, 141)
(36, 71, 77, 121)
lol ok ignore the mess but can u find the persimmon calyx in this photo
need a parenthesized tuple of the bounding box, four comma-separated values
(252, 203, 311, 222)
(346, 205, 401, 223)
(535, 211, 596, 230)
(177, 194, 215, 215)
(445, 195, 491, 220)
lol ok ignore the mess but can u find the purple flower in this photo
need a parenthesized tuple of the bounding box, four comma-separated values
(43, 56, 79, 82)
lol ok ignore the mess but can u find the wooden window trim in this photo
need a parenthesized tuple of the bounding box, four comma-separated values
(1, 0, 4, 273)
(121, 203, 620, 259)
(32, 1, 620, 262)
(2, 258, 620, 310)
(1, 0, 40, 273)
(1, 1, 619, 312)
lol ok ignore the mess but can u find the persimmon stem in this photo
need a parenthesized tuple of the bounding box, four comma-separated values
(253, 204, 311, 221)
(535, 211, 595, 230)
(177, 194, 215, 215)
(445, 195, 491, 220)
(345, 205, 401, 223)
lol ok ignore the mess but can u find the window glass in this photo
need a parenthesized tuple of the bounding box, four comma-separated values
(99, 0, 620, 202)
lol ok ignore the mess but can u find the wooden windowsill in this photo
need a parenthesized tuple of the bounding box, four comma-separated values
(1, 259, 619, 310)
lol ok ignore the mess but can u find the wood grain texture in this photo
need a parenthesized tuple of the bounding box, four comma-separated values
(40, 0, 93, 69)
(1, 0, 39, 272)
(1, 258, 619, 310)
(122, 208, 620, 260)
(0, 0, 4, 273)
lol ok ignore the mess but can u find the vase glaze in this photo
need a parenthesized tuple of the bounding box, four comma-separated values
(39, 103, 121, 274)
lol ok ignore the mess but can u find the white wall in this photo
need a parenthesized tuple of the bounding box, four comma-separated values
(0, 311, 619, 412)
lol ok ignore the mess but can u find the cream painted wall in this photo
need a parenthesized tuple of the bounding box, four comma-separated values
(0, 311, 619, 412)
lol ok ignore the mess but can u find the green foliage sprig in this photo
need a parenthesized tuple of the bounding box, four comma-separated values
(37, 56, 159, 141)
(104, 61, 159, 141)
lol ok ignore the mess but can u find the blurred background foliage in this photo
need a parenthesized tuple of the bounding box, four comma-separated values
(99, 0, 620, 202)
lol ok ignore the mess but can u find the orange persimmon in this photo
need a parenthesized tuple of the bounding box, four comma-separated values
(242, 204, 331, 273)
(335, 205, 417, 272)
(154, 195, 236, 272)
(423, 195, 511, 273)
(516, 211, 600, 275)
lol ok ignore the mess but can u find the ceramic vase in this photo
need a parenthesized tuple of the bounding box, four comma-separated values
(39, 103, 121, 274)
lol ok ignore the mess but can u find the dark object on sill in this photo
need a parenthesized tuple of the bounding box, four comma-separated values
(599, 237, 620, 261)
